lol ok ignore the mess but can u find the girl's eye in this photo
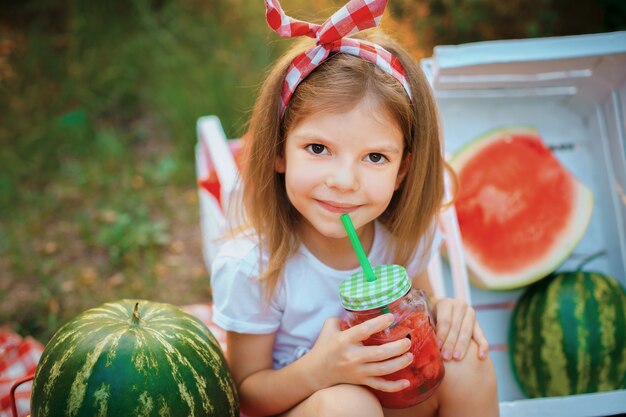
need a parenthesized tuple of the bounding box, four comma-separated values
(306, 144, 328, 155)
(366, 153, 387, 164)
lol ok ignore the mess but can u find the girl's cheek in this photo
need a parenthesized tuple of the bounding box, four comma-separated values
(364, 171, 397, 196)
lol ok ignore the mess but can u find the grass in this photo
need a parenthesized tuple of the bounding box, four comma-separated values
(0, 0, 280, 342)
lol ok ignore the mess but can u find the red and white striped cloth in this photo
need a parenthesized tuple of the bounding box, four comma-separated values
(0, 305, 225, 417)
(264, 0, 412, 115)
(0, 328, 43, 417)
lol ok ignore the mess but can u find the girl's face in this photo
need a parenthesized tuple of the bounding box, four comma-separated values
(276, 96, 407, 243)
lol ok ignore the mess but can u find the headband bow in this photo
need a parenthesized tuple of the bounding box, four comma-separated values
(265, 0, 412, 116)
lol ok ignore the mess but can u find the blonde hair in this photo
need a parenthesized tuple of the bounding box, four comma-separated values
(241, 29, 448, 300)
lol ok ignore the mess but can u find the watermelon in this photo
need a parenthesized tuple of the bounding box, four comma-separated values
(509, 270, 626, 398)
(30, 299, 239, 417)
(450, 126, 593, 290)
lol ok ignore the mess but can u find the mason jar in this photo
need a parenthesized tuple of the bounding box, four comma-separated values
(340, 265, 445, 409)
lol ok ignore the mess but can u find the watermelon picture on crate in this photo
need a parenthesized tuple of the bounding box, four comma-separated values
(509, 253, 626, 398)
(449, 126, 593, 290)
(29, 299, 239, 417)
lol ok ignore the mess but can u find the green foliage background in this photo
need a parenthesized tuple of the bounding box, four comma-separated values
(0, 0, 623, 341)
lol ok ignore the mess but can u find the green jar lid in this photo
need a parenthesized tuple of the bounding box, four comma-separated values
(339, 264, 411, 311)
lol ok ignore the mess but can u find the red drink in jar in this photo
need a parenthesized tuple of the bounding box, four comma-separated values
(340, 265, 445, 409)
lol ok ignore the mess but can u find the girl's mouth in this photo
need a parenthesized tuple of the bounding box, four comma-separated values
(316, 200, 360, 214)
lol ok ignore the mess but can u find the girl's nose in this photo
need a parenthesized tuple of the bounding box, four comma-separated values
(325, 163, 360, 191)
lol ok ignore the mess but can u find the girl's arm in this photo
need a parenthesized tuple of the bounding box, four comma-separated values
(412, 270, 489, 361)
(227, 314, 413, 417)
(226, 331, 320, 416)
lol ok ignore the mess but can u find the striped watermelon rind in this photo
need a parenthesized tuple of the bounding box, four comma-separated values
(30, 299, 239, 417)
(450, 126, 594, 290)
(509, 271, 626, 398)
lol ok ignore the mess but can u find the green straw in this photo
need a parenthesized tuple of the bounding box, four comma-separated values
(340, 213, 377, 282)
(340, 214, 395, 326)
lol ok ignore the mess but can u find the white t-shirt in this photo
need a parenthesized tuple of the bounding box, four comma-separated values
(210, 221, 438, 369)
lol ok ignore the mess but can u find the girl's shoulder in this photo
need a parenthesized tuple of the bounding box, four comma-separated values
(211, 231, 267, 272)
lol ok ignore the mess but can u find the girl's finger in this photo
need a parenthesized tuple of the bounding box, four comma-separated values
(439, 302, 467, 361)
(433, 301, 453, 348)
(451, 307, 475, 360)
(344, 313, 395, 343)
(322, 317, 343, 333)
(364, 376, 411, 393)
(361, 337, 411, 363)
(361, 350, 414, 376)
(472, 321, 490, 360)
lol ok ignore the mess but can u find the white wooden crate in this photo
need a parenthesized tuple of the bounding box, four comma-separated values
(422, 31, 626, 416)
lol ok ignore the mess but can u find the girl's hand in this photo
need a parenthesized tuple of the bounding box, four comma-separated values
(306, 314, 413, 393)
(431, 298, 489, 361)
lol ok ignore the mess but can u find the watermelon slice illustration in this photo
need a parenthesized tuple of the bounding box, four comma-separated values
(450, 126, 593, 290)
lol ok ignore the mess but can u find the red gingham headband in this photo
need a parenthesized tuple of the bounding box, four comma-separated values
(265, 0, 412, 116)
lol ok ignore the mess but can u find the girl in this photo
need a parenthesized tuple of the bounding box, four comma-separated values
(211, 0, 499, 416)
